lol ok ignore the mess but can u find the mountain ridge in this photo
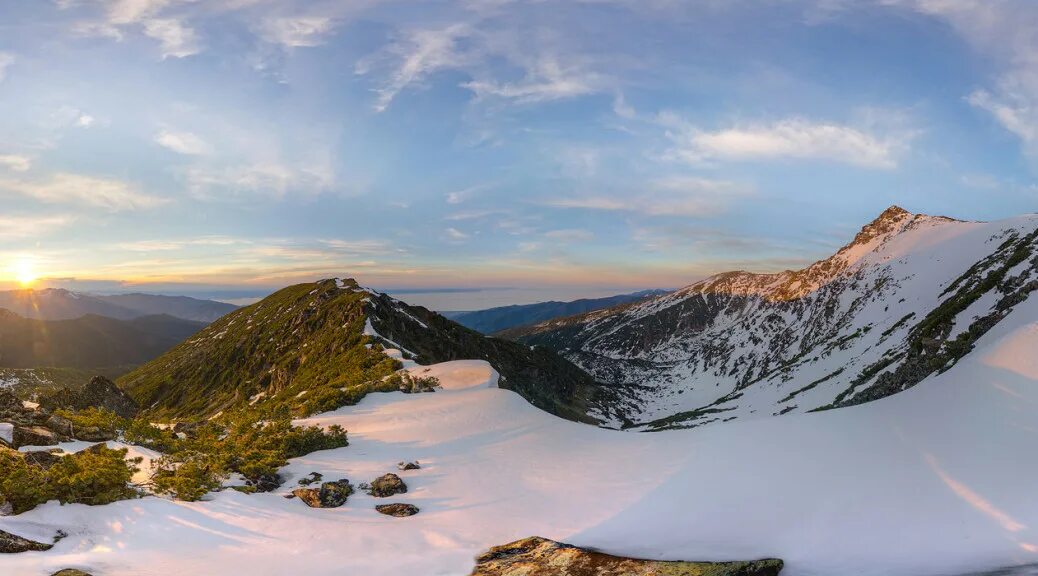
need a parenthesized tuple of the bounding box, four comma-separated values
(0, 288, 237, 323)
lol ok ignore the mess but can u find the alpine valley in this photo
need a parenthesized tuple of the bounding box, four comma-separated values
(1, 207, 1037, 576)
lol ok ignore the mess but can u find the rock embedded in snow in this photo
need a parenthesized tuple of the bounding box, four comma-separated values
(469, 536, 784, 576)
(51, 570, 94, 576)
(0, 528, 53, 554)
(397, 461, 420, 471)
(297, 471, 323, 486)
(292, 480, 354, 508)
(375, 503, 419, 517)
(368, 473, 407, 497)
(13, 425, 59, 447)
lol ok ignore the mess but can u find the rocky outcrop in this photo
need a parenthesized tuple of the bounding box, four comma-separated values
(292, 479, 353, 508)
(0, 390, 73, 448)
(0, 529, 53, 554)
(470, 537, 784, 576)
(51, 570, 94, 576)
(39, 376, 139, 418)
(368, 473, 407, 497)
(375, 503, 419, 517)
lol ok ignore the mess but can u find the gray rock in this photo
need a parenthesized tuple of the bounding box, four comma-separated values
(292, 479, 353, 508)
(375, 503, 419, 517)
(397, 461, 421, 471)
(368, 473, 407, 498)
(0, 529, 53, 554)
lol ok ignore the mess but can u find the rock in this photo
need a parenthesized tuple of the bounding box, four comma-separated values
(292, 479, 353, 508)
(51, 570, 94, 576)
(39, 376, 139, 419)
(0, 528, 53, 553)
(375, 503, 419, 517)
(45, 414, 74, 437)
(297, 471, 323, 486)
(397, 461, 421, 471)
(172, 421, 203, 438)
(13, 425, 59, 448)
(0, 501, 12, 516)
(22, 449, 62, 469)
(246, 473, 282, 493)
(368, 473, 407, 497)
(73, 426, 115, 442)
(0, 391, 22, 414)
(470, 537, 784, 576)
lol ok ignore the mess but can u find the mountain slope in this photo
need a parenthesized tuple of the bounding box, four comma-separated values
(503, 206, 1038, 429)
(118, 279, 609, 422)
(442, 289, 669, 334)
(0, 288, 236, 323)
(0, 311, 205, 370)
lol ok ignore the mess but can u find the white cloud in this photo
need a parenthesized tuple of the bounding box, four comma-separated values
(0, 155, 31, 172)
(0, 173, 167, 211)
(186, 162, 333, 200)
(143, 18, 200, 58)
(261, 16, 335, 48)
(461, 55, 603, 104)
(546, 176, 751, 217)
(357, 24, 471, 112)
(0, 52, 14, 83)
(0, 215, 73, 239)
(155, 129, 212, 155)
(72, 21, 125, 40)
(661, 115, 906, 169)
(106, 0, 171, 25)
(544, 228, 594, 242)
(445, 227, 469, 240)
(77, 114, 96, 128)
(612, 91, 636, 119)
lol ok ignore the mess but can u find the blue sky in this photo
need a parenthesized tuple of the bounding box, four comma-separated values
(0, 0, 1036, 308)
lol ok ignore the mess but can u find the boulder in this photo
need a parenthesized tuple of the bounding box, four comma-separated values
(375, 503, 419, 517)
(246, 473, 282, 493)
(397, 461, 421, 471)
(297, 471, 323, 486)
(45, 414, 74, 437)
(470, 537, 784, 576)
(13, 425, 60, 448)
(72, 426, 115, 442)
(22, 449, 62, 469)
(368, 473, 407, 498)
(39, 376, 139, 419)
(51, 570, 94, 576)
(0, 529, 53, 554)
(292, 479, 354, 508)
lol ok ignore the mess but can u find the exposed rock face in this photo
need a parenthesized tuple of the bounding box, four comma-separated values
(470, 537, 784, 576)
(292, 480, 353, 508)
(368, 473, 407, 497)
(375, 503, 419, 517)
(39, 376, 139, 418)
(397, 461, 421, 471)
(0, 529, 53, 554)
(13, 425, 60, 447)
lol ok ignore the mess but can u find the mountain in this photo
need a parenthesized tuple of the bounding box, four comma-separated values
(0, 288, 236, 323)
(442, 289, 669, 334)
(501, 206, 1038, 429)
(0, 311, 205, 370)
(118, 279, 611, 422)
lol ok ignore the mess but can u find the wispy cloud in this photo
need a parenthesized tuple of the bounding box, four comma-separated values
(0, 155, 32, 172)
(0, 52, 13, 83)
(445, 227, 470, 241)
(260, 16, 335, 48)
(462, 55, 603, 104)
(155, 129, 212, 155)
(546, 176, 752, 217)
(143, 18, 200, 58)
(544, 228, 594, 242)
(0, 173, 167, 211)
(660, 114, 908, 169)
(0, 214, 73, 239)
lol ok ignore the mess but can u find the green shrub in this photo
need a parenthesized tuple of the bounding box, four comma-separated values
(55, 407, 127, 435)
(151, 452, 223, 501)
(0, 449, 49, 514)
(48, 446, 141, 506)
(123, 419, 179, 452)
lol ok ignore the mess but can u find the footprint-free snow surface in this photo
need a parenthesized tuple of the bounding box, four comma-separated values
(3, 300, 1038, 576)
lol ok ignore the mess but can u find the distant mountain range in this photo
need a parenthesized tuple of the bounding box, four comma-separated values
(0, 310, 205, 370)
(442, 289, 670, 334)
(0, 289, 237, 323)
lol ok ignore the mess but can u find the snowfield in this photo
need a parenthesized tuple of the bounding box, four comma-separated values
(2, 301, 1038, 575)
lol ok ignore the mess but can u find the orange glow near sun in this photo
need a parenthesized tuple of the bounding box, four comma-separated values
(13, 259, 38, 288)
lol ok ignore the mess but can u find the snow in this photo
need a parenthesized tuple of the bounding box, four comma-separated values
(405, 360, 499, 390)
(1, 297, 1037, 575)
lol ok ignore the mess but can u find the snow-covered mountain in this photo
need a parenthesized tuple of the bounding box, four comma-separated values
(503, 206, 1038, 429)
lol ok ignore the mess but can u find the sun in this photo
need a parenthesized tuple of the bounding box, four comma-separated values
(14, 259, 38, 288)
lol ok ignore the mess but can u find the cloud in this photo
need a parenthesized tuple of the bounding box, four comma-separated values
(155, 129, 212, 155)
(260, 16, 335, 47)
(105, 0, 171, 25)
(445, 227, 469, 240)
(546, 176, 752, 217)
(461, 55, 604, 104)
(185, 162, 333, 200)
(612, 91, 636, 119)
(0, 173, 167, 211)
(356, 24, 471, 112)
(544, 228, 594, 242)
(0, 155, 31, 172)
(0, 214, 73, 239)
(143, 18, 200, 58)
(660, 114, 906, 169)
(77, 114, 96, 127)
(0, 52, 13, 83)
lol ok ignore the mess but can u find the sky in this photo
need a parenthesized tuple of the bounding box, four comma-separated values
(0, 0, 1036, 309)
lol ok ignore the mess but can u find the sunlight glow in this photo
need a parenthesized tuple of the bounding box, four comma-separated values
(13, 258, 38, 287)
